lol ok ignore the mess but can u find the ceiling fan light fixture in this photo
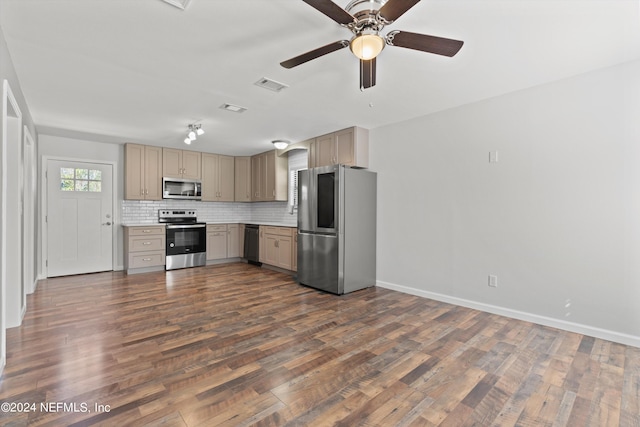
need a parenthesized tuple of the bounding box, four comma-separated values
(272, 140, 289, 150)
(350, 32, 385, 60)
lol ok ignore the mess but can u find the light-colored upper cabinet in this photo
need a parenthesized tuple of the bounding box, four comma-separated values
(315, 133, 335, 168)
(125, 143, 162, 200)
(310, 126, 369, 168)
(251, 155, 262, 201)
(163, 148, 201, 180)
(251, 150, 287, 202)
(202, 153, 234, 202)
(218, 156, 235, 200)
(335, 127, 357, 165)
(234, 157, 251, 202)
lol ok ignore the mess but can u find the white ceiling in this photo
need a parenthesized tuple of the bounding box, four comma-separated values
(1, 0, 640, 156)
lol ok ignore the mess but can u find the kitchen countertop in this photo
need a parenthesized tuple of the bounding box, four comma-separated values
(207, 221, 297, 228)
(122, 222, 297, 228)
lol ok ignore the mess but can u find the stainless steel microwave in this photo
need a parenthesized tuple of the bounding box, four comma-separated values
(162, 177, 202, 200)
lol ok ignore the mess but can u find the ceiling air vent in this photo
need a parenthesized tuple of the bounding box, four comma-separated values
(219, 103, 247, 113)
(254, 77, 289, 92)
(160, 0, 191, 10)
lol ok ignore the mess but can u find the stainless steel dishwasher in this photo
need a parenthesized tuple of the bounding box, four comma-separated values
(243, 224, 261, 266)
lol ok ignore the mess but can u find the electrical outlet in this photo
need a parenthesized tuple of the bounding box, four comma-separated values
(489, 151, 499, 163)
(488, 275, 498, 288)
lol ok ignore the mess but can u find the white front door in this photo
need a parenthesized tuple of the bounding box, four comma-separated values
(46, 160, 113, 277)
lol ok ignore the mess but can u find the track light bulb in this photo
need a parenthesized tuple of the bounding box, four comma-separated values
(196, 127, 204, 136)
(188, 130, 196, 140)
(184, 137, 191, 145)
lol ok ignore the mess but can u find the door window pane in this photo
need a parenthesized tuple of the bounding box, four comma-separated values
(59, 167, 103, 192)
(60, 168, 75, 179)
(88, 181, 101, 192)
(61, 179, 74, 191)
(75, 180, 89, 191)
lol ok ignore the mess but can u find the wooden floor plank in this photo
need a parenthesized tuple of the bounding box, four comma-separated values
(0, 263, 638, 426)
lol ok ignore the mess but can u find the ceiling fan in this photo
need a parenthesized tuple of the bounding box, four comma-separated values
(280, 0, 464, 90)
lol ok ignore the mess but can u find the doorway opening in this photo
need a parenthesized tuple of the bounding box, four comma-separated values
(1, 80, 24, 372)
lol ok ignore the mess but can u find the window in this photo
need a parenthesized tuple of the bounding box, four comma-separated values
(290, 169, 300, 210)
(287, 149, 308, 211)
(60, 168, 102, 192)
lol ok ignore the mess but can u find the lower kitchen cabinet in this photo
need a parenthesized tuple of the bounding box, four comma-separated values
(206, 224, 228, 260)
(207, 224, 243, 261)
(259, 226, 266, 263)
(123, 225, 166, 274)
(238, 224, 245, 258)
(261, 226, 295, 271)
(292, 232, 297, 272)
(227, 224, 240, 258)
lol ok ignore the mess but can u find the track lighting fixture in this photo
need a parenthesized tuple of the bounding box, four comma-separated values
(184, 124, 204, 145)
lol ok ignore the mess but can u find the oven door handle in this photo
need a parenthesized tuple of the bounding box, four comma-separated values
(166, 224, 206, 229)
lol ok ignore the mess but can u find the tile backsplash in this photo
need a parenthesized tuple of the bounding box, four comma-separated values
(121, 200, 297, 226)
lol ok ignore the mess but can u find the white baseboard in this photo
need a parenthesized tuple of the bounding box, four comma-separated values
(377, 280, 640, 348)
(28, 279, 38, 294)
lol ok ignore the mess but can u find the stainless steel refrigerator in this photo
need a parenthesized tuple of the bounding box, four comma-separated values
(297, 165, 377, 294)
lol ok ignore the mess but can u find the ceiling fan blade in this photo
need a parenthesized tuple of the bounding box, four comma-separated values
(360, 58, 376, 90)
(280, 40, 350, 69)
(302, 0, 356, 25)
(377, 0, 421, 23)
(387, 31, 464, 57)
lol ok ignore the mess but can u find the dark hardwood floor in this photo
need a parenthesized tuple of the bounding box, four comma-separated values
(0, 263, 638, 426)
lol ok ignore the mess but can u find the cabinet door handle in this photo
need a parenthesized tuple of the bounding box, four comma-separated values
(140, 189, 144, 196)
(143, 230, 151, 233)
(143, 241, 152, 245)
(142, 258, 152, 262)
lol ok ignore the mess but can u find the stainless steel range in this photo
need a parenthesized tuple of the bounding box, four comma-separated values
(158, 209, 206, 270)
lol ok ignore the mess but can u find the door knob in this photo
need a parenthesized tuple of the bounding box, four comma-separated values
(103, 222, 112, 226)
